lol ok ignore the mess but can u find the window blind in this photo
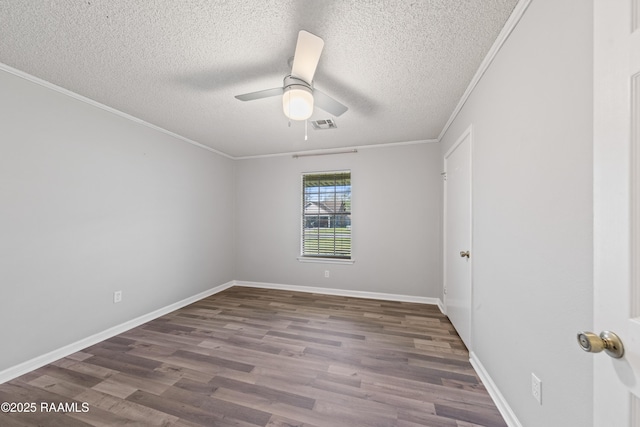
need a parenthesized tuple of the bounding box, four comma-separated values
(302, 171, 351, 259)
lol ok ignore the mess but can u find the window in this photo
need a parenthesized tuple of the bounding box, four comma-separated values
(301, 171, 351, 259)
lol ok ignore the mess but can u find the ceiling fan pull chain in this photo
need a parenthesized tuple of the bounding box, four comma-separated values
(305, 120, 308, 141)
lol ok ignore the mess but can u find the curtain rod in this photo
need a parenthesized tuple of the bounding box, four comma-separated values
(292, 149, 358, 159)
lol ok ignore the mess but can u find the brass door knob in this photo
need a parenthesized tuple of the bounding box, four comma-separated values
(460, 251, 470, 258)
(577, 331, 624, 359)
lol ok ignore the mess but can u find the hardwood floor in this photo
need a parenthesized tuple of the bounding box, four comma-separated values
(0, 287, 507, 426)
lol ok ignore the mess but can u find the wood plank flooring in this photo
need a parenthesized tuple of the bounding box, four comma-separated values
(0, 287, 507, 426)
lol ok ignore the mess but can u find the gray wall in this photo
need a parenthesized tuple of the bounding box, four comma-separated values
(0, 2, 597, 424)
(440, 0, 593, 426)
(234, 143, 443, 298)
(0, 68, 236, 372)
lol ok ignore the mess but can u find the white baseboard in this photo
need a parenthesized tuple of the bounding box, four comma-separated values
(233, 280, 443, 307)
(1, 280, 444, 385)
(0, 280, 235, 384)
(469, 351, 522, 427)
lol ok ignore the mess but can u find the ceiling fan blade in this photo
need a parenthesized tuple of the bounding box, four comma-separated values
(291, 30, 324, 84)
(313, 89, 348, 116)
(235, 87, 284, 101)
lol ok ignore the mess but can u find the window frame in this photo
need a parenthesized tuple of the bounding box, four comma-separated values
(298, 170, 354, 264)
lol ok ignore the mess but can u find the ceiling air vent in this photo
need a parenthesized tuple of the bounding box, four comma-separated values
(310, 119, 337, 130)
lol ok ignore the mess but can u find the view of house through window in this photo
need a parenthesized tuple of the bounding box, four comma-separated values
(302, 171, 351, 259)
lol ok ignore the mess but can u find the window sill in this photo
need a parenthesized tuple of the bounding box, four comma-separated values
(297, 257, 355, 265)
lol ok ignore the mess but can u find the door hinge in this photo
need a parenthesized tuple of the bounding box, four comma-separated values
(441, 172, 447, 181)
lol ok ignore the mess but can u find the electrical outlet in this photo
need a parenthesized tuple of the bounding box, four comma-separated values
(531, 373, 542, 405)
(113, 290, 122, 304)
(324, 270, 330, 278)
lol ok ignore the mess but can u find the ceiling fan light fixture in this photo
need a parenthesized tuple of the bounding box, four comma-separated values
(283, 84, 313, 121)
(235, 32, 347, 119)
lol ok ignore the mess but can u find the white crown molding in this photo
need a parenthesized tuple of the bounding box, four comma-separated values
(233, 280, 443, 307)
(437, 0, 533, 142)
(0, 281, 235, 385)
(1, 1, 530, 161)
(0, 62, 234, 160)
(0, 61, 438, 161)
(470, 351, 523, 427)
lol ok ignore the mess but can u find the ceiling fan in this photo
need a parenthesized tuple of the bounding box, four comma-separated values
(235, 30, 348, 121)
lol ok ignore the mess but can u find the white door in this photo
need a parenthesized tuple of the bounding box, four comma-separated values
(444, 127, 472, 349)
(593, 1, 640, 425)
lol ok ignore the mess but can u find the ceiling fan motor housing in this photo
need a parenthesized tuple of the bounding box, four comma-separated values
(282, 75, 314, 120)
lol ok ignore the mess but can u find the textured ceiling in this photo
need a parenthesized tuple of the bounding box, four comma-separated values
(0, 0, 518, 157)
